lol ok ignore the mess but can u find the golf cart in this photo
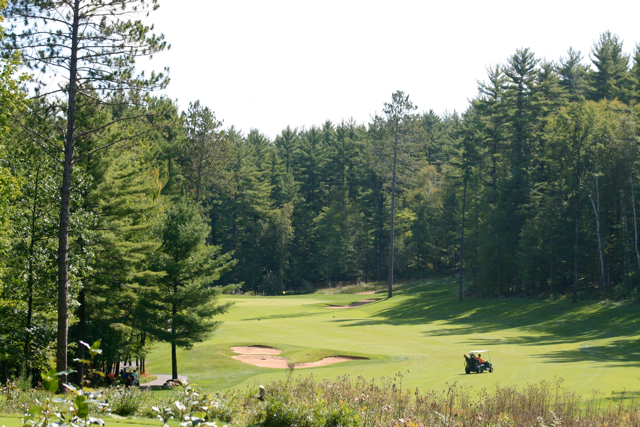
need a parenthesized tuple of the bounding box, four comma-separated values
(464, 350, 493, 374)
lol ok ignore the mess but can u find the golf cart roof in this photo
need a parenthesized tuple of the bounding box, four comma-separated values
(469, 350, 489, 353)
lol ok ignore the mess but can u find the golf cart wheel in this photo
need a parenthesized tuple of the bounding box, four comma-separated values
(465, 368, 470, 374)
(489, 367, 493, 373)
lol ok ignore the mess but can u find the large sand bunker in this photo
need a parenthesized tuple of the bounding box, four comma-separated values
(231, 345, 282, 355)
(325, 299, 376, 309)
(230, 345, 367, 369)
(231, 354, 367, 369)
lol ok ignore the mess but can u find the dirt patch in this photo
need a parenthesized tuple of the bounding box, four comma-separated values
(231, 346, 282, 355)
(325, 299, 377, 309)
(232, 355, 367, 369)
(355, 291, 376, 295)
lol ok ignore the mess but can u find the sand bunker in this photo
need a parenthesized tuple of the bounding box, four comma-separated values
(231, 354, 367, 369)
(325, 299, 376, 309)
(231, 346, 282, 355)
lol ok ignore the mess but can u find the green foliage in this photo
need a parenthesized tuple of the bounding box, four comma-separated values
(258, 386, 359, 427)
(139, 197, 236, 377)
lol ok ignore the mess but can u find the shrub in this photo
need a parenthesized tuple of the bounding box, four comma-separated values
(102, 386, 170, 417)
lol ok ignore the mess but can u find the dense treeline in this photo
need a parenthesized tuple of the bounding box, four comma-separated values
(212, 31, 640, 303)
(1, 0, 640, 387)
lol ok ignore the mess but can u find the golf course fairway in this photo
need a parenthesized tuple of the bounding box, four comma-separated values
(145, 278, 640, 399)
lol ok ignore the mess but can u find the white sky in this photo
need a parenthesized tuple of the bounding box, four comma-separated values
(141, 0, 640, 139)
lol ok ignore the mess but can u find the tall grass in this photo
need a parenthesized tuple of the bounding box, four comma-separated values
(3, 375, 640, 426)
(230, 373, 640, 426)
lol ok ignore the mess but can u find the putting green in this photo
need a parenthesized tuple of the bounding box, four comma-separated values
(145, 278, 640, 398)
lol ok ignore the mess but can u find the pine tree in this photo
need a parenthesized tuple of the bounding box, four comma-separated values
(146, 198, 235, 380)
(502, 48, 541, 293)
(589, 31, 631, 102)
(74, 146, 164, 381)
(373, 91, 421, 297)
(181, 101, 231, 202)
(2, 0, 169, 384)
(558, 48, 590, 103)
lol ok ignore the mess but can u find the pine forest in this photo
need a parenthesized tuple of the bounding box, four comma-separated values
(1, 0, 640, 387)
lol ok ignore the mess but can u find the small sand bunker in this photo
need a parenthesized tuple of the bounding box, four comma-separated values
(231, 345, 282, 355)
(232, 354, 367, 369)
(355, 291, 376, 295)
(325, 299, 376, 309)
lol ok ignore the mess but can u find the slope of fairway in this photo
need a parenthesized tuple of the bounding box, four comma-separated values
(145, 278, 640, 397)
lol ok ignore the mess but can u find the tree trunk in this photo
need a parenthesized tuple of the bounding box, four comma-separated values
(452, 250, 456, 278)
(196, 150, 203, 202)
(630, 171, 640, 269)
(76, 288, 86, 384)
(459, 180, 467, 301)
(388, 136, 398, 299)
(280, 233, 285, 292)
(56, 0, 80, 391)
(231, 196, 237, 251)
(587, 169, 606, 293)
(496, 243, 501, 295)
(140, 332, 146, 374)
(573, 191, 580, 304)
(171, 343, 178, 380)
(621, 190, 631, 287)
(171, 283, 178, 379)
(474, 177, 479, 288)
(24, 165, 41, 370)
(326, 243, 331, 287)
(550, 248, 554, 294)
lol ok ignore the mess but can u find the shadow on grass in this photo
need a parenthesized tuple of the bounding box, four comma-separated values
(244, 311, 325, 321)
(334, 278, 640, 365)
(606, 390, 640, 402)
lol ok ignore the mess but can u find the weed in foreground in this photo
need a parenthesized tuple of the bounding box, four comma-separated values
(4, 373, 640, 426)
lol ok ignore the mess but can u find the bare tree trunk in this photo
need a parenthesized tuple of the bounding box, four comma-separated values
(280, 232, 285, 292)
(171, 343, 177, 380)
(195, 150, 203, 202)
(171, 283, 178, 380)
(388, 136, 398, 299)
(622, 190, 631, 287)
(76, 288, 86, 384)
(549, 248, 554, 294)
(24, 165, 41, 369)
(474, 177, 479, 288)
(378, 188, 384, 281)
(496, 243, 501, 295)
(326, 243, 331, 287)
(630, 171, 640, 269)
(586, 167, 605, 293)
(231, 195, 237, 251)
(459, 180, 467, 301)
(573, 192, 580, 304)
(140, 332, 146, 374)
(452, 250, 456, 278)
(56, 0, 80, 391)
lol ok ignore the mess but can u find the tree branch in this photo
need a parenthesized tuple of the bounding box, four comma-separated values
(72, 125, 163, 164)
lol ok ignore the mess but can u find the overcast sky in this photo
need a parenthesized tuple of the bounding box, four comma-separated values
(140, 0, 640, 139)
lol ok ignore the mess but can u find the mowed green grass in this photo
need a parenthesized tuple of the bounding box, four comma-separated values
(145, 278, 640, 398)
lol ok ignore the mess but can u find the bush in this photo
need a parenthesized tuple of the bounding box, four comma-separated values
(102, 386, 170, 417)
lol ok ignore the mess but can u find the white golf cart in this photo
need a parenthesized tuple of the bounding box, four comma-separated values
(463, 350, 493, 374)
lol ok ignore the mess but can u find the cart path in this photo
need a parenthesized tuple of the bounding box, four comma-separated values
(140, 374, 187, 388)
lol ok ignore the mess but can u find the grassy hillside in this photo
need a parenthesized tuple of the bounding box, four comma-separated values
(145, 278, 640, 398)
